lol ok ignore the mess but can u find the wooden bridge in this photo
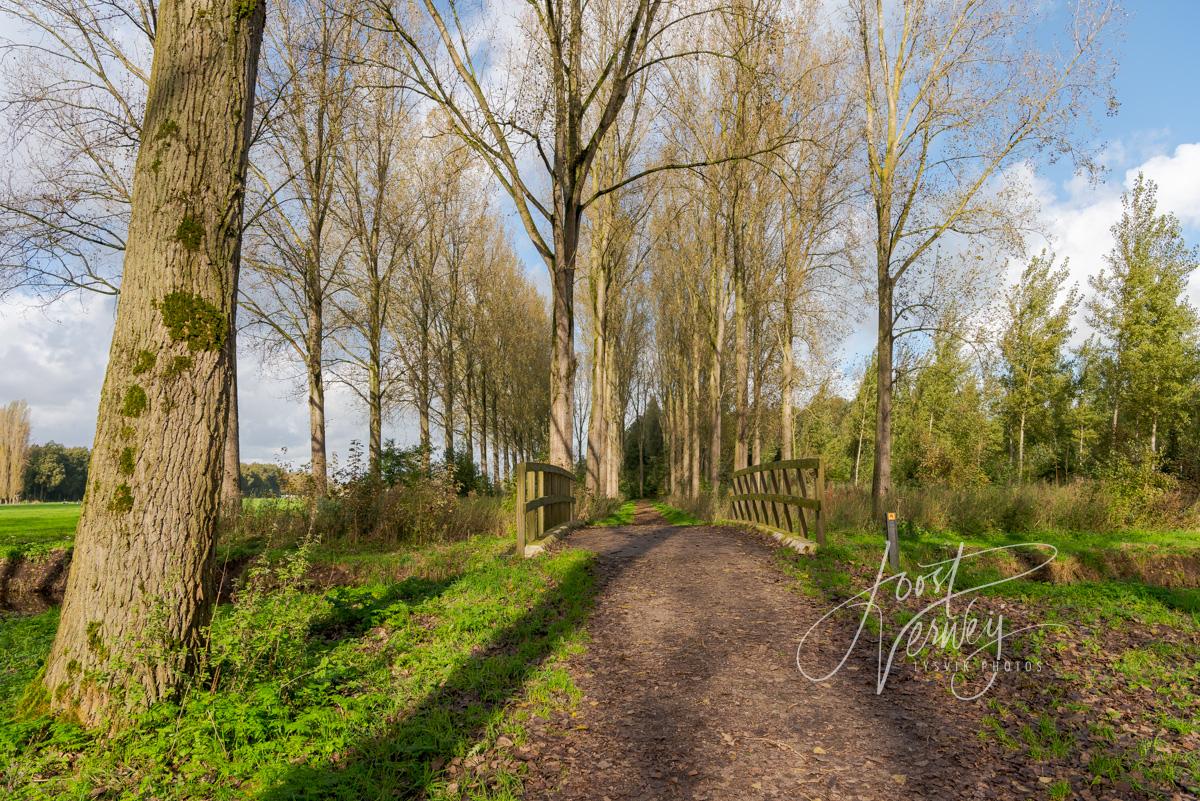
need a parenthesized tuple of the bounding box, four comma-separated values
(512, 457, 825, 556)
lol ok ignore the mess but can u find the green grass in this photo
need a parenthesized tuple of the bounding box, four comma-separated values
(782, 523, 1200, 798)
(591, 500, 635, 527)
(652, 501, 703, 526)
(0, 534, 595, 800)
(0, 610, 58, 720)
(0, 503, 80, 558)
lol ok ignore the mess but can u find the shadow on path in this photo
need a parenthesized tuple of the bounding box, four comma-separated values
(521, 502, 1059, 800)
(256, 514, 670, 800)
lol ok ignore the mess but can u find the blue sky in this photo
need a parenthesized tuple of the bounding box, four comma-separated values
(2, 1, 1199, 464)
(1087, 2, 1200, 158)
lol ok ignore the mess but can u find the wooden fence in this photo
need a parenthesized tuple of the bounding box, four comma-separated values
(728, 458, 826, 546)
(514, 462, 577, 557)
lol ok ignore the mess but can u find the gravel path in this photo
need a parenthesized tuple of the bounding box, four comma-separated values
(520, 502, 1074, 801)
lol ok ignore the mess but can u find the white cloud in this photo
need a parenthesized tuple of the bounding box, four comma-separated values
(1033, 142, 1200, 341)
(1136, 143, 1200, 228)
(0, 294, 114, 445)
(0, 294, 424, 466)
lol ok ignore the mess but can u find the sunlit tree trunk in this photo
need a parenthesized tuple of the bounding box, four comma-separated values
(43, 0, 264, 724)
(689, 335, 702, 497)
(709, 244, 726, 492)
(221, 318, 241, 518)
(306, 309, 327, 497)
(872, 277, 894, 512)
(779, 318, 795, 461)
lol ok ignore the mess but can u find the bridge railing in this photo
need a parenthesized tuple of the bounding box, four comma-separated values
(728, 457, 826, 546)
(514, 461, 577, 557)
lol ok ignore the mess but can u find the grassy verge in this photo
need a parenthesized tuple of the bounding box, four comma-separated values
(780, 525, 1200, 797)
(0, 503, 80, 558)
(651, 501, 703, 526)
(591, 500, 635, 527)
(0, 534, 595, 800)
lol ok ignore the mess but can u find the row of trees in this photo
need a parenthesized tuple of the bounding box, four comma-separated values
(21, 442, 91, 502)
(626, 0, 1120, 509)
(621, 175, 1199, 496)
(0, 0, 554, 504)
(238, 0, 556, 495)
(0, 0, 1135, 725)
(0, 0, 660, 722)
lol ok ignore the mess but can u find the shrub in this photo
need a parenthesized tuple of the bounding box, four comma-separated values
(578, 494, 622, 524)
(207, 536, 323, 691)
(664, 492, 717, 523)
(823, 478, 1199, 535)
(222, 472, 507, 551)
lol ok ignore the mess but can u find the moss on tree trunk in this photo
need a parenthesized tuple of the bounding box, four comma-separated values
(41, 0, 265, 725)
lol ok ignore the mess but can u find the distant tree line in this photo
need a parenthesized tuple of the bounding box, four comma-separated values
(22, 442, 90, 502)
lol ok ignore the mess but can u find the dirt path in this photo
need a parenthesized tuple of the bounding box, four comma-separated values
(519, 502, 1071, 801)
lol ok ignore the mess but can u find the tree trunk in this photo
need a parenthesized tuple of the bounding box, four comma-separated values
(853, 405, 866, 486)
(872, 278, 894, 515)
(605, 351, 622, 497)
(686, 376, 696, 494)
(480, 380, 489, 482)
(689, 336, 702, 497)
(491, 389, 500, 485)
(503, 429, 512, 481)
(1110, 400, 1119, 448)
(585, 277, 608, 494)
(307, 318, 327, 497)
(441, 382, 454, 457)
(665, 392, 676, 496)
(418, 335, 431, 474)
(709, 274, 725, 494)
(464, 362, 474, 468)
(751, 366, 762, 466)
(638, 406, 645, 498)
(780, 322, 794, 461)
(367, 330, 382, 480)
(547, 196, 580, 469)
(43, 0, 264, 725)
(733, 262, 748, 471)
(1017, 410, 1026, 481)
(221, 317, 242, 519)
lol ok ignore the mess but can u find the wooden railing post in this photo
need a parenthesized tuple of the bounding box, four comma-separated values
(515, 463, 528, 556)
(536, 469, 545, 540)
(815, 458, 826, 546)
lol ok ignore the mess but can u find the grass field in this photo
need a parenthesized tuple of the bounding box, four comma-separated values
(0, 499, 307, 560)
(0, 503, 80, 558)
(0, 533, 595, 800)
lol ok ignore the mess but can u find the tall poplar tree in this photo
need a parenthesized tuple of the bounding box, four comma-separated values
(999, 253, 1078, 480)
(1088, 174, 1199, 458)
(851, 0, 1116, 513)
(42, 0, 265, 724)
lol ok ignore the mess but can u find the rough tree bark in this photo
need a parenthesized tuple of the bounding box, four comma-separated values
(221, 319, 242, 518)
(307, 311, 328, 497)
(872, 276, 894, 512)
(42, 0, 264, 725)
